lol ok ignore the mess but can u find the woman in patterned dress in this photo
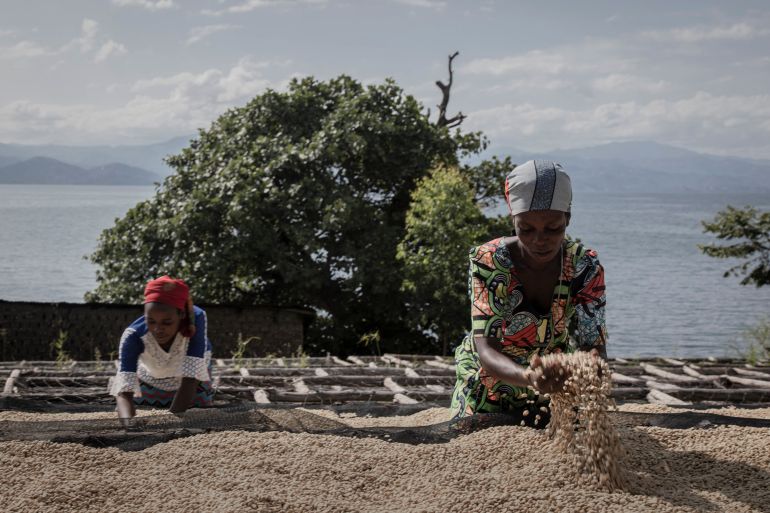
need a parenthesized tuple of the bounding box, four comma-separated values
(110, 276, 214, 422)
(450, 160, 607, 423)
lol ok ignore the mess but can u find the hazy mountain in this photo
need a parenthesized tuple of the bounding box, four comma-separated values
(0, 135, 191, 176)
(1, 137, 768, 192)
(0, 157, 159, 185)
(87, 163, 160, 185)
(0, 155, 19, 168)
(485, 141, 770, 193)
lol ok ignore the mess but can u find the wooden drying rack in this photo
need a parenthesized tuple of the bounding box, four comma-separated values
(1, 354, 769, 409)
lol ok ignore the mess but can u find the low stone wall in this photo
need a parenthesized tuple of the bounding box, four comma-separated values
(0, 300, 314, 361)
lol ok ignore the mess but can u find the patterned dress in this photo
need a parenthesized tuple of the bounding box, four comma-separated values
(109, 305, 214, 407)
(450, 237, 607, 418)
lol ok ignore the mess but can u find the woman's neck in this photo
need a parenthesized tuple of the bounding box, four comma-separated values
(512, 239, 561, 272)
(156, 333, 178, 352)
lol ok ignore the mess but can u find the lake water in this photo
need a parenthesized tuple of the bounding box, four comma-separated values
(1, 184, 769, 358)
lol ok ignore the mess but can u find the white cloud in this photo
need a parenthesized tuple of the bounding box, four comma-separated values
(394, 0, 447, 8)
(462, 45, 645, 100)
(202, 0, 327, 16)
(186, 24, 239, 45)
(466, 91, 770, 157)
(94, 40, 128, 62)
(1, 19, 100, 59)
(73, 18, 99, 53)
(0, 19, 127, 63)
(642, 22, 768, 43)
(132, 71, 218, 91)
(0, 101, 71, 142)
(591, 74, 668, 94)
(479, 78, 572, 95)
(131, 58, 275, 98)
(0, 40, 57, 59)
(49, 59, 66, 71)
(734, 56, 770, 69)
(111, 0, 175, 10)
(457, 33, 770, 156)
(463, 47, 628, 77)
(216, 58, 273, 101)
(0, 59, 289, 145)
(464, 50, 571, 76)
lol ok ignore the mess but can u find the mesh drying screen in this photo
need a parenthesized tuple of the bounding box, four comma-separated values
(2, 403, 769, 452)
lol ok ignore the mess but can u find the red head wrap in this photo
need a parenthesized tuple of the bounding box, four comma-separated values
(144, 276, 189, 310)
(143, 276, 196, 337)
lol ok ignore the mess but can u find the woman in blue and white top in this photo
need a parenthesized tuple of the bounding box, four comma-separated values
(110, 276, 214, 420)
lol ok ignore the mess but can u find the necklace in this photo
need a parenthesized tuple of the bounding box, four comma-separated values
(512, 240, 563, 303)
(508, 239, 568, 352)
(546, 244, 566, 352)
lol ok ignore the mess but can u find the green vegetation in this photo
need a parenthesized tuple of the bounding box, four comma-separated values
(87, 73, 512, 355)
(93, 347, 104, 371)
(292, 348, 311, 368)
(232, 334, 259, 371)
(51, 330, 72, 369)
(702, 205, 770, 361)
(397, 166, 507, 354)
(359, 330, 382, 357)
(700, 205, 770, 287)
(739, 317, 770, 364)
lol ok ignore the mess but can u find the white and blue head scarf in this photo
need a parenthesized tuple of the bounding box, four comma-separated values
(504, 160, 572, 217)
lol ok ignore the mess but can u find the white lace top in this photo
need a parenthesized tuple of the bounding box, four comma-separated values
(109, 306, 212, 396)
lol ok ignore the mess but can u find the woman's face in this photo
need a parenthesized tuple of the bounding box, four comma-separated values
(513, 210, 569, 266)
(144, 303, 183, 345)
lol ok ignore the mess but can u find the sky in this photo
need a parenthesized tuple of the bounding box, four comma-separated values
(2, 0, 770, 158)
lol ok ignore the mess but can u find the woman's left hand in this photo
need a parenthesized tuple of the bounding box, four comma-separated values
(169, 377, 198, 415)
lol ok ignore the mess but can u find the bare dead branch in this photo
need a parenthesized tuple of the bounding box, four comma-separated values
(444, 112, 466, 128)
(436, 51, 464, 128)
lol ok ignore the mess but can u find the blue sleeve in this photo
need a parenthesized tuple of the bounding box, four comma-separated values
(118, 327, 144, 373)
(186, 307, 208, 358)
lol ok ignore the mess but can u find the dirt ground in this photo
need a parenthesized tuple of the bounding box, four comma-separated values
(1, 404, 769, 513)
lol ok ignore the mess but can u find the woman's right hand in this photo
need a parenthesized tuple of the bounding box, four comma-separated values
(116, 392, 136, 425)
(528, 354, 571, 394)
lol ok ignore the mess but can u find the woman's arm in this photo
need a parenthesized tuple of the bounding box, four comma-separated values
(476, 337, 570, 394)
(170, 307, 210, 414)
(169, 378, 198, 414)
(116, 392, 136, 419)
(475, 336, 534, 388)
(112, 327, 143, 422)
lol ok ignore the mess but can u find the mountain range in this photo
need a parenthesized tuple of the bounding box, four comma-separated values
(0, 137, 768, 192)
(0, 157, 160, 185)
(486, 141, 770, 193)
(0, 135, 190, 177)
(0, 136, 192, 185)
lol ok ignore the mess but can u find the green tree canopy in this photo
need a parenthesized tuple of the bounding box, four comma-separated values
(397, 166, 508, 354)
(700, 205, 770, 287)
(88, 75, 512, 354)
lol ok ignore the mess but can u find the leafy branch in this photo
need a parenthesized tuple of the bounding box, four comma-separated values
(700, 205, 770, 287)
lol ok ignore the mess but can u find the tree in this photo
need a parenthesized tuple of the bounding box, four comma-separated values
(397, 166, 508, 355)
(87, 74, 510, 355)
(701, 205, 770, 362)
(700, 205, 770, 287)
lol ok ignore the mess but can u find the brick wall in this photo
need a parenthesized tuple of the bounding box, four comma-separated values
(0, 300, 313, 361)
